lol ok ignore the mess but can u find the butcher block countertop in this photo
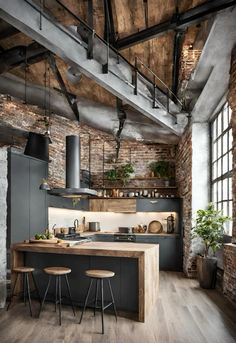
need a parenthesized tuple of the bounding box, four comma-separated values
(11, 241, 159, 322)
(12, 241, 157, 257)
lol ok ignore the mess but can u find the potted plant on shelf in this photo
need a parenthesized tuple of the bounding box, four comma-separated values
(149, 161, 173, 186)
(118, 163, 134, 186)
(105, 163, 134, 186)
(192, 203, 231, 289)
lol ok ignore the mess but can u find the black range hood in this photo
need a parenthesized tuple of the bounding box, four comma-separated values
(49, 135, 97, 198)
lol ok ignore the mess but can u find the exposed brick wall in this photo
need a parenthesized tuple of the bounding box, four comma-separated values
(224, 44, 236, 303)
(0, 96, 176, 192)
(224, 245, 236, 303)
(176, 125, 194, 277)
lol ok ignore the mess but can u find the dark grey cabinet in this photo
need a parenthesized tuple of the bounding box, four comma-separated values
(136, 198, 181, 212)
(8, 150, 48, 245)
(135, 235, 182, 271)
(94, 234, 114, 242)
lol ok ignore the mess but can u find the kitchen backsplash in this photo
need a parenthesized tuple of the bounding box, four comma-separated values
(48, 207, 178, 233)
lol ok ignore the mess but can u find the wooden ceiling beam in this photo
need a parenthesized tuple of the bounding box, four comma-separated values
(116, 0, 236, 49)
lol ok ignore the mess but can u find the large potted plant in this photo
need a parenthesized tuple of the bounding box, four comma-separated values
(192, 203, 231, 289)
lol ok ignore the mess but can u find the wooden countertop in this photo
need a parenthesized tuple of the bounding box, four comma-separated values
(12, 241, 158, 258)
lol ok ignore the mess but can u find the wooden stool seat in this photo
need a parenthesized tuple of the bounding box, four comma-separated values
(44, 267, 71, 275)
(85, 269, 115, 279)
(13, 266, 35, 273)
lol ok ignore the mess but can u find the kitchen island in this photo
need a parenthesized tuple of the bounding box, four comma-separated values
(11, 241, 159, 322)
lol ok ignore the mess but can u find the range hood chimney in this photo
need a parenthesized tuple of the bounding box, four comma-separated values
(49, 135, 97, 197)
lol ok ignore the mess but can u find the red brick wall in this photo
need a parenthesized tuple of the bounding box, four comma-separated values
(0, 96, 176, 192)
(176, 125, 195, 277)
(224, 44, 236, 303)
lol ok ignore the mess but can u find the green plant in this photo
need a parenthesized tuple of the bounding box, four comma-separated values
(149, 161, 171, 178)
(105, 163, 134, 185)
(118, 163, 134, 185)
(192, 203, 231, 257)
(105, 168, 118, 181)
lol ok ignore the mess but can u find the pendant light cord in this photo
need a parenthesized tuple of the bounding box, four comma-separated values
(24, 47, 28, 104)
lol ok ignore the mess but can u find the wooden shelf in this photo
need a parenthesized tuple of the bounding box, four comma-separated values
(90, 196, 178, 199)
(95, 186, 177, 190)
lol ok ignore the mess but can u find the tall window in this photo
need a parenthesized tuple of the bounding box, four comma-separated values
(211, 102, 232, 236)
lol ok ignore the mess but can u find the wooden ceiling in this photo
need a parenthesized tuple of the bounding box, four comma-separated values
(0, 0, 210, 109)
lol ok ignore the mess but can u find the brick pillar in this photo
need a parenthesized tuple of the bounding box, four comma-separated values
(0, 147, 8, 308)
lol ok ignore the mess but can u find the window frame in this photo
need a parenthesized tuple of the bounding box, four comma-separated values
(210, 102, 232, 237)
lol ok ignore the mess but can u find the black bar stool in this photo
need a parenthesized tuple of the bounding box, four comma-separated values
(79, 269, 117, 334)
(38, 267, 75, 325)
(7, 266, 40, 316)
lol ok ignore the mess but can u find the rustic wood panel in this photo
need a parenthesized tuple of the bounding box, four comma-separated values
(89, 198, 136, 212)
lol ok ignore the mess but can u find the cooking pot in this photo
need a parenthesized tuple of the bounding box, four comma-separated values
(89, 222, 101, 232)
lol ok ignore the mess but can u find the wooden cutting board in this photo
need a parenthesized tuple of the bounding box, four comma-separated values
(148, 221, 163, 234)
(29, 239, 59, 244)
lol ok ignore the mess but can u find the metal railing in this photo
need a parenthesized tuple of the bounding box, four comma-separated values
(32, 0, 183, 115)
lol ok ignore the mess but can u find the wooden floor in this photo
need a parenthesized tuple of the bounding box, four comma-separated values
(1, 272, 236, 343)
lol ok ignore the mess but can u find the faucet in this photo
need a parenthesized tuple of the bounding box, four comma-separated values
(74, 219, 79, 229)
(52, 224, 57, 230)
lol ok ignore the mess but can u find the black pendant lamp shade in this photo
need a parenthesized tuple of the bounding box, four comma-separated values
(24, 132, 51, 162)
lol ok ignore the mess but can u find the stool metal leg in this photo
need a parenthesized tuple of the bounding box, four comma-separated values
(7, 273, 19, 311)
(65, 274, 76, 316)
(31, 272, 41, 304)
(38, 275, 51, 317)
(101, 279, 104, 334)
(26, 273, 32, 317)
(79, 279, 94, 324)
(58, 275, 62, 326)
(23, 273, 27, 306)
(94, 279, 99, 317)
(108, 279, 118, 321)
(55, 276, 58, 312)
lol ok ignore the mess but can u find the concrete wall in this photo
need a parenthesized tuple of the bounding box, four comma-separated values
(0, 147, 8, 308)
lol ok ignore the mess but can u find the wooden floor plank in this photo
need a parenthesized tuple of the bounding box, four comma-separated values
(0, 272, 236, 343)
